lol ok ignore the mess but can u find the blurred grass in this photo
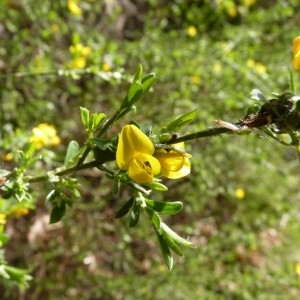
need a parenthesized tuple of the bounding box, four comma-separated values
(1, 0, 300, 299)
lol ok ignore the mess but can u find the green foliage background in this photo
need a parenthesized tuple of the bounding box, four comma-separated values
(1, 0, 300, 299)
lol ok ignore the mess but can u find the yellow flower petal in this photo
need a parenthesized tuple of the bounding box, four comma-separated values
(235, 188, 245, 200)
(116, 125, 155, 170)
(295, 262, 300, 276)
(128, 154, 161, 184)
(293, 36, 300, 56)
(154, 142, 191, 179)
(292, 36, 300, 71)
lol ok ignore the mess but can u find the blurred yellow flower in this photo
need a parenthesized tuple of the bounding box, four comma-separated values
(292, 36, 300, 71)
(2, 152, 13, 161)
(227, 5, 237, 18)
(187, 26, 197, 37)
(71, 57, 87, 69)
(0, 214, 6, 225)
(70, 44, 91, 57)
(295, 262, 300, 276)
(11, 207, 30, 217)
(247, 59, 267, 74)
(30, 123, 61, 149)
(51, 23, 60, 32)
(235, 188, 245, 200)
(154, 143, 191, 179)
(102, 63, 112, 72)
(242, 0, 256, 7)
(69, 43, 91, 69)
(67, 0, 82, 16)
(190, 75, 201, 85)
(213, 62, 222, 74)
(116, 125, 160, 184)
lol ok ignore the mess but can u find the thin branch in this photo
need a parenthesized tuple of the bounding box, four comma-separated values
(167, 127, 232, 144)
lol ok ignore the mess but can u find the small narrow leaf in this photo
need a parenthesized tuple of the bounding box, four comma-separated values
(161, 109, 198, 133)
(115, 197, 134, 218)
(161, 223, 194, 248)
(145, 199, 183, 215)
(129, 200, 140, 227)
(145, 207, 161, 230)
(147, 181, 168, 191)
(121, 81, 144, 108)
(160, 230, 184, 256)
(80, 107, 90, 130)
(246, 104, 261, 115)
(49, 203, 66, 224)
(141, 73, 157, 94)
(156, 232, 174, 270)
(133, 64, 143, 81)
(93, 113, 106, 130)
(45, 189, 58, 203)
(64, 140, 80, 167)
(127, 82, 144, 105)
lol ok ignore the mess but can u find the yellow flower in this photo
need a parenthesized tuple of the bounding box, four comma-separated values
(213, 62, 222, 74)
(227, 6, 237, 18)
(69, 44, 91, 57)
(11, 207, 29, 217)
(187, 26, 197, 37)
(292, 36, 300, 71)
(102, 63, 112, 72)
(51, 23, 60, 33)
(247, 59, 267, 74)
(2, 152, 13, 161)
(67, 0, 82, 16)
(154, 142, 191, 179)
(190, 75, 201, 85)
(116, 125, 161, 184)
(30, 123, 61, 149)
(69, 43, 91, 69)
(71, 56, 87, 69)
(295, 262, 300, 276)
(0, 214, 6, 225)
(242, 0, 256, 7)
(235, 188, 245, 200)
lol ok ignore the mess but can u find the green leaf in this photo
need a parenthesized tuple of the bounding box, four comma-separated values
(115, 197, 134, 218)
(145, 207, 161, 230)
(161, 223, 194, 248)
(0, 265, 32, 288)
(92, 112, 106, 130)
(49, 203, 66, 224)
(141, 73, 157, 94)
(0, 232, 8, 247)
(80, 107, 90, 130)
(246, 104, 261, 115)
(161, 109, 198, 133)
(146, 181, 168, 191)
(45, 189, 58, 203)
(156, 232, 174, 270)
(145, 199, 183, 215)
(133, 64, 143, 81)
(92, 138, 116, 164)
(64, 140, 80, 167)
(160, 229, 184, 256)
(126, 81, 144, 106)
(129, 199, 140, 227)
(295, 100, 300, 112)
